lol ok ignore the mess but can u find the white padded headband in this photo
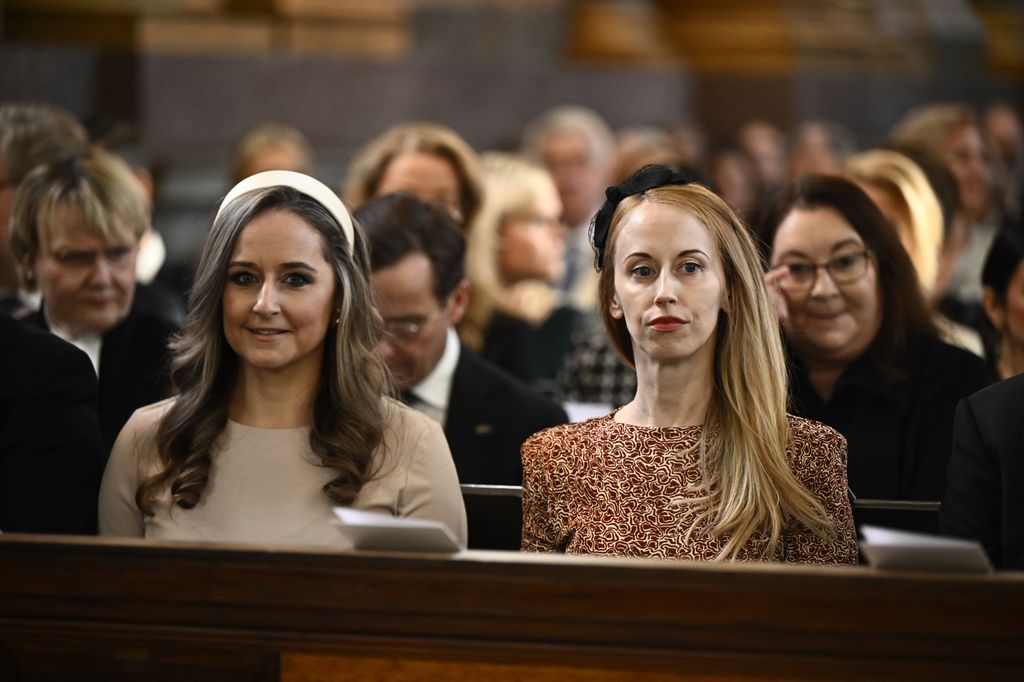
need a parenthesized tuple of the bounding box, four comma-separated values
(215, 170, 355, 250)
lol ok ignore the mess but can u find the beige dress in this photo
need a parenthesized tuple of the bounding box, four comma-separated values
(99, 398, 467, 547)
(521, 413, 858, 564)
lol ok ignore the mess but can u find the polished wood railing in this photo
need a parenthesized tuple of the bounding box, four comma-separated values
(1, 534, 1022, 680)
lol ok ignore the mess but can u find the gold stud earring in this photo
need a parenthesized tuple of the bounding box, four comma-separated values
(332, 308, 341, 326)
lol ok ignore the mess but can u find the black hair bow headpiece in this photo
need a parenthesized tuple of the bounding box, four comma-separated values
(589, 164, 697, 271)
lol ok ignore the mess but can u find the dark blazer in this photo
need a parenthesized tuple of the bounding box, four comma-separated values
(0, 315, 102, 534)
(444, 345, 568, 486)
(941, 374, 1024, 570)
(789, 333, 994, 501)
(26, 293, 177, 458)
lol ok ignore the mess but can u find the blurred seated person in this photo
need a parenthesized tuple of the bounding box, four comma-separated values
(521, 106, 616, 310)
(0, 102, 89, 317)
(845, 149, 983, 356)
(736, 119, 787, 199)
(343, 121, 482, 231)
(89, 117, 184, 326)
(707, 146, 765, 227)
(462, 153, 576, 389)
(762, 175, 994, 501)
(613, 125, 686, 184)
(980, 228, 1024, 379)
(9, 150, 178, 457)
(357, 194, 567, 487)
(941, 374, 1024, 569)
(787, 120, 857, 181)
(890, 104, 999, 322)
(1, 315, 102, 534)
(522, 165, 857, 563)
(99, 171, 465, 545)
(230, 122, 315, 185)
(983, 101, 1023, 227)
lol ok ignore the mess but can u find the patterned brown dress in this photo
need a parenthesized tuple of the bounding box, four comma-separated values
(521, 413, 858, 564)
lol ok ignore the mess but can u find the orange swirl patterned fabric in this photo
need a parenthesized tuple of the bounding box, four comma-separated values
(521, 413, 858, 564)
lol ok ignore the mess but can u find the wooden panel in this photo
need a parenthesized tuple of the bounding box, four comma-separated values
(0, 535, 1023, 680)
(136, 16, 274, 55)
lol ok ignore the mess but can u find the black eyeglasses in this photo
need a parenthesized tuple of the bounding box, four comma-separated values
(773, 250, 872, 291)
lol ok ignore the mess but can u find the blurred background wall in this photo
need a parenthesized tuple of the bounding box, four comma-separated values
(2, 0, 1021, 260)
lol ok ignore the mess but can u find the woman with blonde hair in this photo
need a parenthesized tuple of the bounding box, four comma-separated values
(461, 153, 574, 384)
(342, 122, 483, 230)
(522, 165, 856, 562)
(845, 149, 984, 356)
(10, 149, 177, 456)
(98, 171, 466, 546)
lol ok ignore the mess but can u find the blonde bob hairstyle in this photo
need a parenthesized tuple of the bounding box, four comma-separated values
(342, 121, 483, 230)
(462, 152, 561, 351)
(845, 149, 944, 295)
(597, 183, 834, 559)
(10, 149, 149, 290)
(135, 186, 389, 515)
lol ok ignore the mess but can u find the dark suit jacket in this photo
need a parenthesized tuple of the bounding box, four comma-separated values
(941, 374, 1024, 570)
(26, 294, 176, 459)
(445, 345, 568, 486)
(0, 314, 102, 534)
(444, 346, 568, 551)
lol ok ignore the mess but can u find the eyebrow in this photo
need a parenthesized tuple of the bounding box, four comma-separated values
(624, 249, 710, 260)
(228, 260, 319, 272)
(775, 239, 864, 261)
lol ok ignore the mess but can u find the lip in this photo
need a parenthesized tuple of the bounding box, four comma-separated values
(809, 311, 846, 323)
(247, 327, 290, 338)
(648, 315, 686, 332)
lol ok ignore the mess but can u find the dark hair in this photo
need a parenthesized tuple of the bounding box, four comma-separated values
(982, 228, 1024, 302)
(136, 186, 388, 514)
(761, 174, 938, 387)
(356, 193, 466, 301)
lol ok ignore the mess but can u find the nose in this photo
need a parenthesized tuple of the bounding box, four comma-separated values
(809, 266, 840, 298)
(654, 270, 678, 305)
(252, 282, 280, 317)
(87, 257, 114, 287)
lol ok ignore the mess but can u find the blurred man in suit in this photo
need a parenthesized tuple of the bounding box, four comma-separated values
(358, 194, 568, 492)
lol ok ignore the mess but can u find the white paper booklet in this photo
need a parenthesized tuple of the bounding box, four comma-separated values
(332, 508, 463, 553)
(859, 525, 993, 573)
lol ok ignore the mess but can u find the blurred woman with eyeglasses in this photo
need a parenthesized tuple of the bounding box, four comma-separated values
(9, 149, 177, 457)
(761, 174, 993, 501)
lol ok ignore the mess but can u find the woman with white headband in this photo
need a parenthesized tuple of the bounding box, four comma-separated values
(99, 171, 467, 546)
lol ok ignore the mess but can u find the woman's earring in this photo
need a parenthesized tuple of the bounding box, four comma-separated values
(332, 308, 341, 326)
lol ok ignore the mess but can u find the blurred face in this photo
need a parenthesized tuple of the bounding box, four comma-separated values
(372, 252, 465, 390)
(985, 260, 1024, 357)
(944, 124, 991, 222)
(609, 201, 727, 370)
(239, 143, 311, 179)
(0, 157, 17, 288)
(222, 209, 335, 378)
(498, 186, 566, 284)
(541, 132, 608, 228)
(771, 206, 882, 368)
(31, 203, 138, 337)
(376, 151, 462, 223)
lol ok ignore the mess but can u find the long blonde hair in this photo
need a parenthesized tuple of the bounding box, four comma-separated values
(598, 183, 834, 559)
(461, 152, 560, 350)
(845, 149, 944, 295)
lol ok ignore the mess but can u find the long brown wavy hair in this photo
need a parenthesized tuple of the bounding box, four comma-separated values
(136, 187, 389, 515)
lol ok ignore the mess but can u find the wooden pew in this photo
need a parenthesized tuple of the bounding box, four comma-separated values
(1, 534, 1022, 680)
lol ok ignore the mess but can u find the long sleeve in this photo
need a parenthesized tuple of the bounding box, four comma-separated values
(393, 408, 468, 547)
(940, 397, 1002, 566)
(98, 404, 164, 537)
(784, 420, 859, 565)
(520, 430, 561, 552)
